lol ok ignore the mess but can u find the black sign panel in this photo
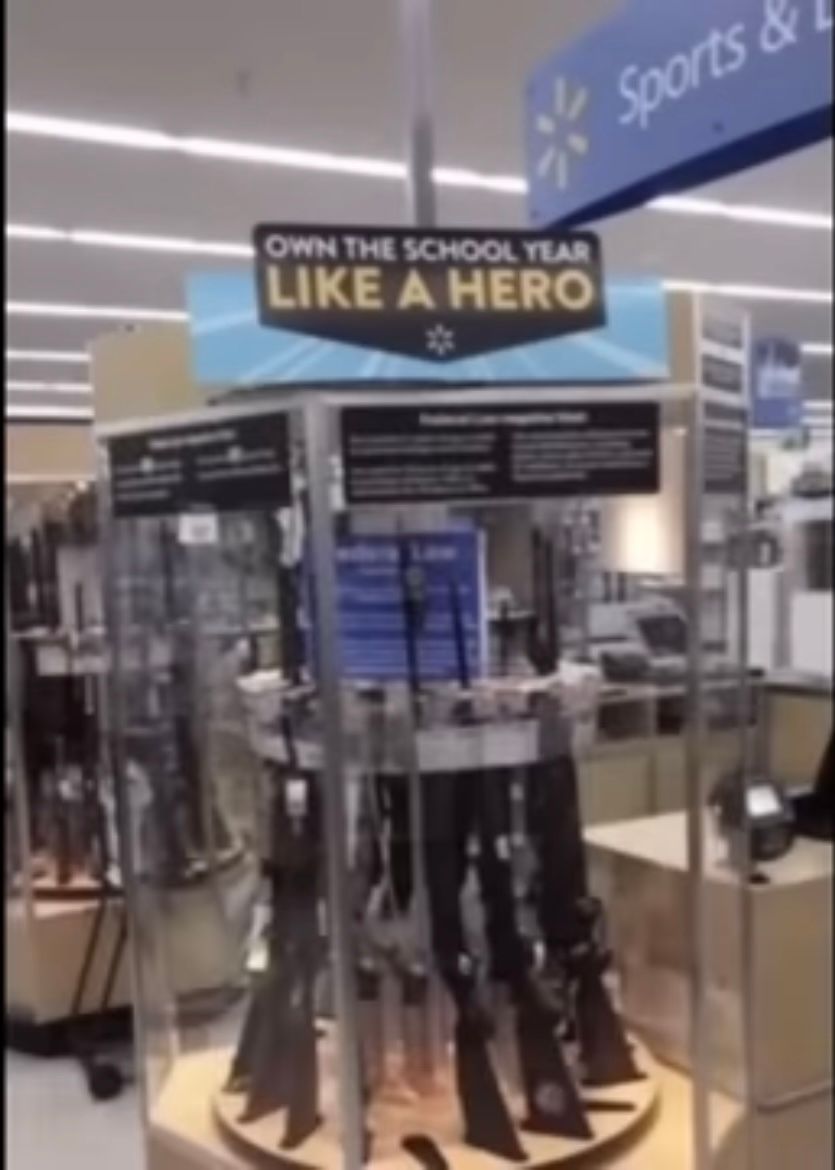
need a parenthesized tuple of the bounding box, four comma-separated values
(253, 225, 605, 363)
(342, 403, 659, 505)
(703, 401, 748, 496)
(109, 413, 291, 518)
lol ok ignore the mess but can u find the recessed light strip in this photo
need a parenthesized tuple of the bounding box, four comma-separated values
(664, 280, 832, 304)
(6, 111, 830, 225)
(7, 380, 91, 395)
(6, 405, 94, 421)
(802, 342, 833, 356)
(7, 222, 252, 258)
(6, 300, 187, 320)
(7, 223, 251, 257)
(6, 348, 90, 363)
(649, 196, 832, 231)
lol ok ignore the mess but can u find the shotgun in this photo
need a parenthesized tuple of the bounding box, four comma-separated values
(447, 581, 591, 1144)
(525, 695, 643, 1089)
(232, 710, 321, 1149)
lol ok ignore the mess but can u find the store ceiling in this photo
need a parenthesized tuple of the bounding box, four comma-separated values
(6, 0, 833, 420)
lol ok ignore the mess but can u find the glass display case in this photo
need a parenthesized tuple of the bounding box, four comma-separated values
(97, 385, 826, 1170)
(5, 481, 130, 1080)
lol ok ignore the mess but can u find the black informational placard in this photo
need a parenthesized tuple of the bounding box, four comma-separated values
(703, 401, 748, 497)
(341, 402, 659, 505)
(252, 224, 605, 362)
(109, 413, 292, 518)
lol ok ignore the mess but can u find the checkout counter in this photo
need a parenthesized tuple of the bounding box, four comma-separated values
(584, 671, 832, 1170)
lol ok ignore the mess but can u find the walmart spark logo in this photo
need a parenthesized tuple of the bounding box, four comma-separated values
(536, 78, 590, 192)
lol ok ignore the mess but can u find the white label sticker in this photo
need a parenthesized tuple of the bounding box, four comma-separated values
(177, 512, 219, 546)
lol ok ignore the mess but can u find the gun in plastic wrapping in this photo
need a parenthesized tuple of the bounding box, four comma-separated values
(233, 711, 321, 1149)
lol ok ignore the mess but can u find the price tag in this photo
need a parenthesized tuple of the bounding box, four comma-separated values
(177, 511, 219, 546)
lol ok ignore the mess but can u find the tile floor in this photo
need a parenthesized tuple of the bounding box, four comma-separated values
(6, 1049, 144, 1170)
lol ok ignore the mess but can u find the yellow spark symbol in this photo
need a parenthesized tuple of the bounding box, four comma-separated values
(536, 77, 590, 191)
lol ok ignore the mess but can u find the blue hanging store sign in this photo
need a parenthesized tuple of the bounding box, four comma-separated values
(525, 0, 833, 227)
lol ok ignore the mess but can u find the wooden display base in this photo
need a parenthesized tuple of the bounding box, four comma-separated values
(150, 1042, 661, 1170)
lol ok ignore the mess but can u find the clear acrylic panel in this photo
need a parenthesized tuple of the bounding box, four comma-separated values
(102, 411, 352, 1155)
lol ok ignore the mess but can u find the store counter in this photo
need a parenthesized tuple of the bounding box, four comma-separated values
(587, 811, 832, 1170)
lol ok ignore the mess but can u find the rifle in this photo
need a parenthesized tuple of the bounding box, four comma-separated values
(525, 696, 642, 1088)
(497, 599, 513, 678)
(266, 512, 304, 686)
(446, 582, 592, 1145)
(29, 529, 48, 628)
(392, 531, 438, 1095)
(8, 539, 32, 631)
(527, 529, 559, 677)
(232, 710, 321, 1148)
(73, 582, 109, 884)
(41, 520, 62, 630)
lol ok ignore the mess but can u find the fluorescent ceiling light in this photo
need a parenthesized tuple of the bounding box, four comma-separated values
(7, 222, 251, 258)
(664, 279, 832, 304)
(6, 348, 90, 363)
(6, 405, 93, 420)
(802, 342, 833, 356)
(650, 196, 832, 231)
(6, 224, 66, 240)
(7, 111, 831, 227)
(6, 300, 187, 321)
(7, 379, 91, 394)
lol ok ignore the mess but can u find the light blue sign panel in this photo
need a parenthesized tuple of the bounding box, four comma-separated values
(526, 0, 833, 226)
(308, 530, 486, 683)
(187, 272, 669, 387)
(753, 337, 805, 430)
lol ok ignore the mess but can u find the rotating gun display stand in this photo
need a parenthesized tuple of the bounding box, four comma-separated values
(97, 332, 756, 1170)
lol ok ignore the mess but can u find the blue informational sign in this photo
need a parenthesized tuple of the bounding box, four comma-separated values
(319, 530, 486, 683)
(526, 0, 834, 227)
(187, 272, 670, 387)
(753, 337, 805, 430)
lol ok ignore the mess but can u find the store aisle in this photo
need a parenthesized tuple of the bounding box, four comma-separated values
(5, 1051, 144, 1170)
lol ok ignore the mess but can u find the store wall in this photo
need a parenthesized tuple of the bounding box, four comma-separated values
(5, 423, 95, 483)
(91, 324, 201, 425)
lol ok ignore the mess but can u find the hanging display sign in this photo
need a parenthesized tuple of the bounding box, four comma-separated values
(108, 413, 292, 518)
(341, 402, 660, 505)
(526, 0, 833, 227)
(700, 307, 749, 397)
(253, 225, 605, 361)
(186, 272, 670, 388)
(325, 529, 487, 683)
(703, 401, 749, 496)
(753, 337, 804, 430)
